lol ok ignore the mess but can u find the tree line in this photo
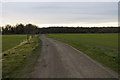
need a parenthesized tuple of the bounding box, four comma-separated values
(39, 27, 119, 33)
(1, 24, 119, 34)
(1, 24, 39, 34)
(1, 24, 39, 43)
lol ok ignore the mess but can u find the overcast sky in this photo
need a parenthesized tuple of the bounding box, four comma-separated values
(1, 2, 118, 27)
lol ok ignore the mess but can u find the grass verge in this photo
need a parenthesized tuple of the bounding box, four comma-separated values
(2, 35, 41, 78)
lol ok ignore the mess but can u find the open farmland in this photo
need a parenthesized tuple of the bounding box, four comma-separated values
(47, 33, 119, 73)
(2, 35, 27, 51)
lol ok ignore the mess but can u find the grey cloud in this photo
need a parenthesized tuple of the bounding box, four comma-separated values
(2, 2, 118, 25)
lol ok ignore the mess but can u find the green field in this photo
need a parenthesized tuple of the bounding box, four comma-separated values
(2, 35, 41, 78)
(47, 33, 119, 73)
(2, 35, 27, 51)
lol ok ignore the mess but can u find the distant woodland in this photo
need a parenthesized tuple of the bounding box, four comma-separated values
(1, 24, 119, 34)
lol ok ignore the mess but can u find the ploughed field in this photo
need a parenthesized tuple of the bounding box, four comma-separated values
(47, 33, 119, 73)
(2, 35, 27, 51)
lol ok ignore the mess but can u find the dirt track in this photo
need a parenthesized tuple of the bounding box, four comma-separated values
(29, 34, 117, 78)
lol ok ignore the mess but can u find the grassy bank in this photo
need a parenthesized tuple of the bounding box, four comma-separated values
(47, 33, 119, 73)
(2, 35, 27, 51)
(2, 35, 41, 78)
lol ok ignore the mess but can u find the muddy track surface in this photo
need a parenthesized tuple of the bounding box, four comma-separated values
(29, 34, 117, 78)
